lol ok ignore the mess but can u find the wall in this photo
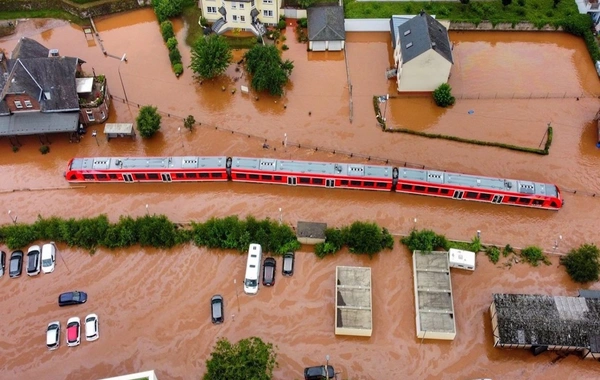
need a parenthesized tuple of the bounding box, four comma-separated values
(1, 0, 146, 19)
(399, 49, 452, 92)
(449, 21, 562, 31)
(282, 8, 306, 19)
(344, 18, 390, 32)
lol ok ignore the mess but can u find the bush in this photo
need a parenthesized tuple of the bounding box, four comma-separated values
(153, 0, 185, 23)
(39, 145, 50, 154)
(172, 63, 183, 76)
(136, 105, 162, 138)
(166, 36, 178, 50)
(200, 16, 208, 27)
(277, 19, 286, 30)
(503, 244, 514, 257)
(282, 44, 289, 51)
(169, 47, 182, 65)
(401, 229, 448, 253)
(298, 18, 308, 28)
(160, 21, 175, 42)
(517, 0, 525, 5)
(433, 83, 456, 107)
(520, 246, 551, 266)
(485, 246, 501, 264)
(315, 223, 393, 259)
(560, 244, 600, 283)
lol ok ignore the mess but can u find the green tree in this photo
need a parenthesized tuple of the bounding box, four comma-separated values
(560, 244, 600, 283)
(190, 34, 232, 79)
(432, 83, 455, 107)
(459, 0, 470, 4)
(152, 0, 185, 22)
(400, 228, 449, 253)
(136, 105, 162, 138)
(245, 45, 293, 96)
(501, 0, 512, 7)
(298, 0, 316, 8)
(160, 20, 175, 42)
(204, 337, 277, 380)
(184, 115, 196, 132)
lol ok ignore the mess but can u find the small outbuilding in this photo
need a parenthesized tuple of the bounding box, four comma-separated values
(296, 221, 326, 245)
(448, 248, 476, 271)
(104, 123, 135, 141)
(307, 6, 346, 52)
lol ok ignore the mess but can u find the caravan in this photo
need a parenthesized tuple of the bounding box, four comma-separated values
(244, 244, 262, 295)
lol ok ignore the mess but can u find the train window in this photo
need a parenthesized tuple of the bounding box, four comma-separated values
(415, 186, 425, 191)
(96, 174, 108, 180)
(440, 189, 450, 195)
(465, 192, 478, 199)
(212, 173, 223, 178)
(377, 182, 387, 188)
(479, 193, 492, 201)
(83, 174, 95, 180)
(313, 178, 324, 185)
(262, 175, 273, 181)
(249, 174, 260, 180)
(350, 180, 361, 186)
(134, 173, 146, 180)
(518, 198, 531, 204)
(532, 199, 544, 206)
(175, 173, 184, 179)
(427, 187, 438, 193)
(508, 197, 518, 202)
(147, 173, 159, 180)
(237, 173, 247, 179)
(299, 177, 310, 184)
(198, 173, 210, 178)
(274, 176, 282, 181)
(401, 184, 412, 190)
(109, 174, 117, 179)
(364, 181, 374, 187)
(185, 173, 196, 179)
(341, 180, 349, 186)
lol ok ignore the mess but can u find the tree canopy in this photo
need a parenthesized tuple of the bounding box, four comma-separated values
(204, 337, 277, 380)
(136, 105, 162, 138)
(190, 35, 232, 79)
(152, 0, 186, 22)
(560, 243, 600, 283)
(244, 45, 293, 96)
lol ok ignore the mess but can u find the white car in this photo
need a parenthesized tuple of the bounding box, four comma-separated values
(46, 321, 60, 350)
(26, 245, 41, 276)
(41, 242, 57, 274)
(85, 314, 99, 342)
(66, 317, 81, 347)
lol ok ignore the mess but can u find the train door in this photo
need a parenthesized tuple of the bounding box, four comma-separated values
(123, 174, 133, 182)
(326, 179, 335, 188)
(492, 195, 503, 204)
(161, 173, 172, 182)
(287, 177, 297, 186)
(453, 190, 464, 200)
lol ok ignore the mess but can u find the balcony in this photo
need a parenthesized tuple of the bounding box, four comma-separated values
(77, 75, 107, 108)
(575, 0, 600, 14)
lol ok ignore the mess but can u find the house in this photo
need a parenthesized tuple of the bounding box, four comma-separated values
(390, 12, 453, 92)
(199, 0, 282, 36)
(0, 37, 110, 143)
(307, 5, 345, 51)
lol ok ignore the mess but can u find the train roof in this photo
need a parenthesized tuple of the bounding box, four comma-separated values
(70, 156, 228, 171)
(231, 157, 394, 179)
(400, 168, 558, 197)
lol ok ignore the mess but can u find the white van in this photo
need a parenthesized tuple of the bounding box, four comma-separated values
(41, 242, 57, 274)
(243, 244, 262, 295)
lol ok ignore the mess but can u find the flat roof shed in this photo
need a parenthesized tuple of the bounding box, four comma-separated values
(335, 266, 372, 337)
(104, 123, 135, 140)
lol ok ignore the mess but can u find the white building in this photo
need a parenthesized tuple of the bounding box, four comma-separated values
(390, 12, 453, 92)
(199, 0, 282, 36)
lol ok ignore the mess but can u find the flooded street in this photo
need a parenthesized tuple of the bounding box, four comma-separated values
(1, 10, 600, 379)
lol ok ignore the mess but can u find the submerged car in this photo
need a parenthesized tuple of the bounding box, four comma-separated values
(41, 242, 57, 274)
(211, 295, 224, 324)
(304, 365, 335, 380)
(66, 317, 81, 347)
(58, 291, 88, 307)
(282, 252, 295, 276)
(26, 245, 41, 276)
(85, 314, 99, 342)
(0, 250, 5, 278)
(9, 250, 23, 278)
(262, 257, 276, 286)
(46, 321, 61, 350)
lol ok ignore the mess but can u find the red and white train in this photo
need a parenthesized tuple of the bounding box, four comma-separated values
(65, 156, 563, 210)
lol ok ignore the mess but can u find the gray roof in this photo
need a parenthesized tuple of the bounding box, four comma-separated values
(0, 112, 79, 136)
(395, 12, 453, 64)
(10, 37, 49, 60)
(307, 6, 345, 41)
(297, 221, 327, 239)
(390, 15, 413, 49)
(492, 293, 600, 351)
(579, 289, 600, 299)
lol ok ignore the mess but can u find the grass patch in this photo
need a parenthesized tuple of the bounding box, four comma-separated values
(224, 35, 258, 49)
(182, 5, 204, 47)
(0, 10, 86, 25)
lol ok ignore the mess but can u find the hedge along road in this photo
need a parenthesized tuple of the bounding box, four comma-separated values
(1, 10, 600, 379)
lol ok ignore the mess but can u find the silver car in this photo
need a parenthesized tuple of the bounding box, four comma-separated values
(46, 321, 60, 350)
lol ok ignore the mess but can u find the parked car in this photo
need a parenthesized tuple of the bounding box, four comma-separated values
(211, 295, 224, 324)
(282, 252, 295, 276)
(41, 242, 57, 274)
(58, 291, 88, 307)
(46, 321, 61, 350)
(9, 250, 23, 278)
(304, 365, 335, 380)
(26, 245, 41, 276)
(85, 314, 99, 342)
(262, 257, 276, 286)
(0, 250, 5, 278)
(66, 317, 81, 347)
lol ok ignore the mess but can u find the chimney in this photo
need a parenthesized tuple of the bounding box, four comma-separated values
(420, 10, 425, 17)
(432, 42, 437, 49)
(49, 49, 59, 57)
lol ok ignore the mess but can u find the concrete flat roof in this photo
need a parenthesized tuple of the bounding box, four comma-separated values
(0, 112, 79, 136)
(413, 251, 456, 340)
(335, 266, 372, 337)
(76, 77, 94, 93)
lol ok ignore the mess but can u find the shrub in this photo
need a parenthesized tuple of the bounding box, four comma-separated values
(153, 0, 185, 23)
(485, 246, 501, 264)
(136, 105, 162, 138)
(298, 18, 308, 28)
(517, 0, 525, 5)
(520, 246, 551, 266)
(432, 83, 456, 107)
(39, 145, 50, 154)
(401, 229, 448, 253)
(282, 44, 289, 51)
(345, 222, 394, 258)
(166, 36, 178, 50)
(169, 48, 182, 65)
(172, 63, 183, 76)
(12, 146, 19, 153)
(503, 244, 514, 257)
(560, 244, 600, 283)
(160, 20, 175, 42)
(200, 16, 208, 27)
(277, 19, 286, 30)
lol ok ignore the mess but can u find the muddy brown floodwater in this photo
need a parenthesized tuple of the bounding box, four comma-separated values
(1, 10, 600, 379)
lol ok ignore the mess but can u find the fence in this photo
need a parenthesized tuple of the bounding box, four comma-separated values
(390, 91, 599, 100)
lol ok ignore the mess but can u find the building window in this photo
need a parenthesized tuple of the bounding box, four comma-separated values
(14, 100, 23, 109)
(239, 3, 244, 9)
(240, 15, 245, 22)
(233, 15, 238, 22)
(86, 110, 95, 122)
(207, 6, 217, 13)
(263, 10, 273, 17)
(101, 111, 106, 120)
(24, 100, 33, 108)
(232, 3, 236, 8)
(263, 0, 272, 3)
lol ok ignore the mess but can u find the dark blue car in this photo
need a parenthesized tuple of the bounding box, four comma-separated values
(58, 291, 88, 307)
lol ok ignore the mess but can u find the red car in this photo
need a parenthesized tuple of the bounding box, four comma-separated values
(66, 317, 81, 347)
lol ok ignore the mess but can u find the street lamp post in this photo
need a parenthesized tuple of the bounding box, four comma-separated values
(178, 127, 184, 148)
(145, 204, 149, 216)
(118, 53, 128, 103)
(325, 355, 330, 372)
(8, 210, 17, 224)
(234, 279, 240, 311)
(92, 130, 99, 146)
(383, 93, 389, 121)
(278, 208, 282, 225)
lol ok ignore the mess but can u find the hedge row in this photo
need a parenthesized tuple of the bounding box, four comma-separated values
(159, 20, 183, 76)
(314, 221, 394, 259)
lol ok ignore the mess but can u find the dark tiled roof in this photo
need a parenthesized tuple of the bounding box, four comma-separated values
(0, 111, 79, 136)
(10, 37, 49, 60)
(307, 6, 345, 42)
(493, 293, 600, 351)
(396, 12, 453, 64)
